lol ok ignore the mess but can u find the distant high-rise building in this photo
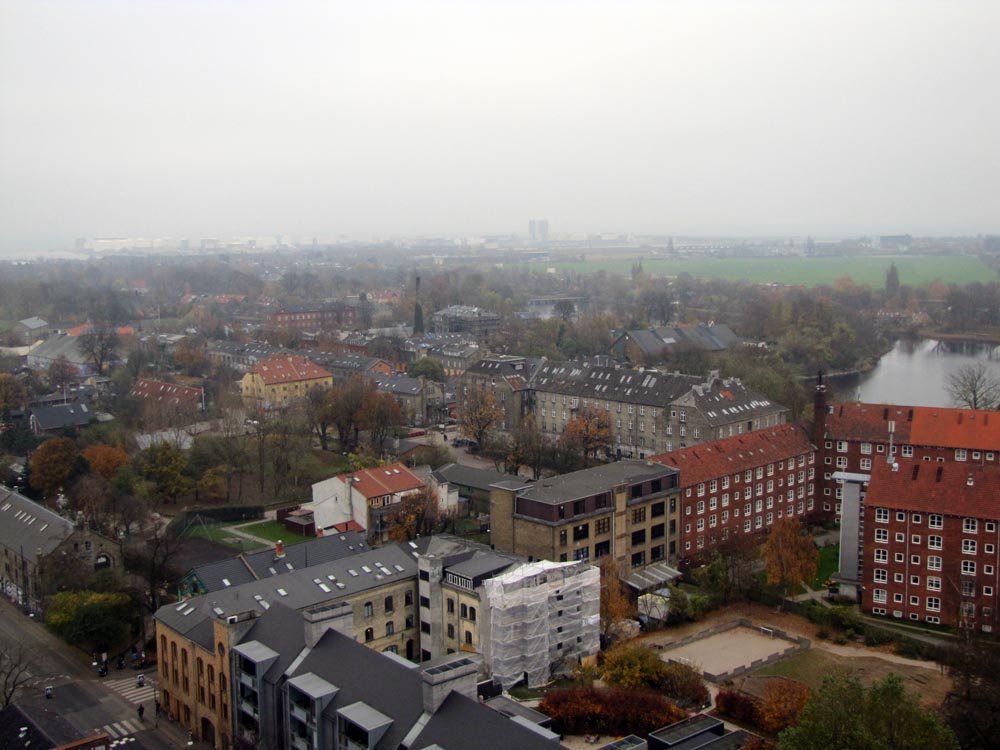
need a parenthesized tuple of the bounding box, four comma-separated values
(528, 219, 549, 241)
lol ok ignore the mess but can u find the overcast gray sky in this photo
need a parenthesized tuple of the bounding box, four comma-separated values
(1, 0, 997, 252)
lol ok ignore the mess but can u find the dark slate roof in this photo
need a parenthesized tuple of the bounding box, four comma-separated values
(533, 361, 698, 407)
(431, 464, 520, 493)
(370, 373, 425, 395)
(297, 627, 427, 750)
(30, 403, 95, 431)
(412, 691, 563, 750)
(243, 531, 369, 580)
(514, 460, 677, 505)
(0, 705, 56, 750)
(155, 544, 417, 643)
(0, 486, 73, 563)
(239, 601, 308, 683)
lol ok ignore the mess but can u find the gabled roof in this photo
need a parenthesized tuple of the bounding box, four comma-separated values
(823, 402, 1000, 451)
(30, 403, 94, 431)
(336, 464, 425, 500)
(651, 424, 814, 487)
(370, 373, 425, 395)
(412, 690, 563, 750)
(0, 486, 73, 563)
(865, 460, 1000, 519)
(130, 378, 203, 405)
(249, 355, 332, 385)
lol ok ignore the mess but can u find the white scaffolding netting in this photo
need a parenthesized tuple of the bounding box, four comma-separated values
(481, 560, 600, 689)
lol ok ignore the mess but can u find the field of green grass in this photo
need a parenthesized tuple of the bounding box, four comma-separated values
(240, 520, 312, 544)
(182, 522, 267, 551)
(525, 255, 995, 288)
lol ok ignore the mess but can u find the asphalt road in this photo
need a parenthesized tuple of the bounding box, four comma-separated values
(0, 596, 201, 750)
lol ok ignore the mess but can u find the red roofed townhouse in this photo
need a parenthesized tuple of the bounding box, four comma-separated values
(861, 460, 1000, 631)
(240, 355, 333, 411)
(811, 376, 1000, 520)
(651, 423, 817, 561)
(130, 378, 204, 410)
(306, 463, 426, 544)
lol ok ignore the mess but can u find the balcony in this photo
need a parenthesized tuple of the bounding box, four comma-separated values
(290, 734, 311, 750)
(290, 702, 312, 724)
(239, 672, 258, 690)
(239, 698, 259, 718)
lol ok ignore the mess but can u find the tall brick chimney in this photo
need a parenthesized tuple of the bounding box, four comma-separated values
(812, 371, 827, 447)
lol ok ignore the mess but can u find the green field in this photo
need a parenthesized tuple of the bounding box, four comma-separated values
(525, 255, 995, 288)
(240, 520, 312, 544)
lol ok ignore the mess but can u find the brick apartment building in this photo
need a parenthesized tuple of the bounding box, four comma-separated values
(650, 423, 817, 561)
(812, 379, 1000, 519)
(861, 460, 1000, 631)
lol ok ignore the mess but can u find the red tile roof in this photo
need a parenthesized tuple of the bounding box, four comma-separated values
(336, 463, 425, 499)
(822, 402, 1000, 451)
(250, 355, 332, 385)
(66, 323, 135, 337)
(650, 423, 815, 487)
(865, 460, 1000, 519)
(130, 378, 203, 405)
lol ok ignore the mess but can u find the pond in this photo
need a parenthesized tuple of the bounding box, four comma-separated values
(828, 338, 1000, 408)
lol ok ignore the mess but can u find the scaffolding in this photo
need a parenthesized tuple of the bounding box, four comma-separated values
(481, 560, 600, 689)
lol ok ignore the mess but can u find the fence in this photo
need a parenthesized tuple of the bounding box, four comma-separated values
(166, 505, 264, 535)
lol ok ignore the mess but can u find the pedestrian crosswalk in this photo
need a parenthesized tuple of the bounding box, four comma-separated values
(93, 718, 143, 740)
(104, 676, 156, 705)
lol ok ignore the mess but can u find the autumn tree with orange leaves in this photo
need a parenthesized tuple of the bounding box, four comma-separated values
(82, 444, 131, 481)
(599, 555, 634, 641)
(560, 408, 611, 468)
(761, 518, 818, 603)
(458, 381, 503, 450)
(759, 679, 811, 734)
(388, 488, 442, 542)
(29, 437, 80, 502)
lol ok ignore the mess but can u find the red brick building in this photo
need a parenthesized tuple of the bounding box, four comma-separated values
(266, 302, 356, 331)
(812, 382, 1000, 519)
(861, 460, 1000, 631)
(651, 423, 817, 560)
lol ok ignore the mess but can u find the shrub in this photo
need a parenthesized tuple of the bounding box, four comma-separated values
(601, 643, 710, 708)
(539, 686, 686, 737)
(758, 680, 811, 734)
(658, 662, 711, 708)
(816, 627, 830, 640)
(715, 688, 762, 726)
(863, 628, 895, 647)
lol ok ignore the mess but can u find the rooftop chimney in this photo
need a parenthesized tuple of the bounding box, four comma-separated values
(275, 540, 285, 559)
(303, 602, 354, 647)
(421, 658, 478, 714)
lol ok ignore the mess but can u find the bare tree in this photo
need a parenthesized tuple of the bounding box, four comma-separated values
(0, 638, 32, 707)
(946, 363, 1000, 411)
(78, 325, 120, 375)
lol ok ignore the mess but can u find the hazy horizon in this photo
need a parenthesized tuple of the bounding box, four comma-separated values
(2, 1, 997, 255)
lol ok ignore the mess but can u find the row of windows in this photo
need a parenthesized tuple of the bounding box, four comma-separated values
(683, 501, 815, 551)
(873, 510, 991, 534)
(831, 439, 995, 464)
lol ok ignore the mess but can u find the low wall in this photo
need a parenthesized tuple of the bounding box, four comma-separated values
(661, 619, 811, 684)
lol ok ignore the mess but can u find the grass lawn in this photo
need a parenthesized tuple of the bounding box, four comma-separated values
(510, 254, 995, 288)
(812, 545, 840, 589)
(240, 520, 312, 544)
(182, 522, 267, 552)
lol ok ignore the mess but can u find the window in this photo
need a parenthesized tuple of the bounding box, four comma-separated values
(384, 596, 394, 613)
(873, 569, 887, 583)
(956, 449, 967, 461)
(559, 529, 567, 546)
(911, 535, 921, 546)
(875, 529, 889, 543)
(633, 508, 646, 523)
(928, 535, 943, 550)
(860, 458, 872, 471)
(927, 597, 941, 612)
(363, 602, 375, 618)
(928, 555, 942, 571)
(385, 621, 394, 636)
(911, 555, 920, 565)
(875, 508, 889, 523)
(964, 518, 978, 534)
(910, 596, 920, 606)
(465, 631, 473, 645)
(895, 533, 905, 543)
(631, 551, 646, 567)
(902, 445, 913, 457)
(447, 624, 455, 639)
(837, 440, 848, 453)
(985, 586, 994, 597)
(447, 598, 454, 613)
(405, 591, 413, 606)
(963, 539, 977, 555)
(874, 548, 888, 563)
(860, 442, 872, 454)
(631, 529, 646, 545)
(573, 524, 590, 541)
(911, 575, 921, 586)
(927, 577, 941, 591)
(364, 628, 374, 642)
(596, 517, 610, 535)
(873, 589, 887, 603)
(962, 560, 976, 576)
(651, 501, 665, 518)
(460, 603, 468, 618)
